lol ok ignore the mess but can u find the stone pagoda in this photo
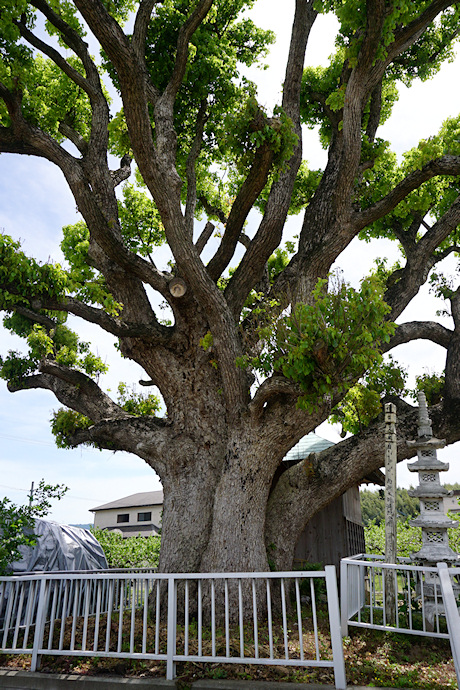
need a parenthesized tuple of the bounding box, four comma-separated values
(407, 392, 459, 629)
(408, 391, 458, 564)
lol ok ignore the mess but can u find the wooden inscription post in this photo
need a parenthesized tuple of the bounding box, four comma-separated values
(384, 402, 397, 625)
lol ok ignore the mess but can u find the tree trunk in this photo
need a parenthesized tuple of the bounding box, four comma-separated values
(159, 465, 218, 574)
(200, 431, 273, 574)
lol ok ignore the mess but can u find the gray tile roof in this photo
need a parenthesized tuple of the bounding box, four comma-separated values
(90, 490, 164, 512)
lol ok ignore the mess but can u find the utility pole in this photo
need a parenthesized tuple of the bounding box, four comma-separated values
(28, 481, 34, 508)
(384, 402, 397, 625)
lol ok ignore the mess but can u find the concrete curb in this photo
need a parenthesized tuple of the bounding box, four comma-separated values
(191, 681, 335, 689)
(0, 671, 424, 690)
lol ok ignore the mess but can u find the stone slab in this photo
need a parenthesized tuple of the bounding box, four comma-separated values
(0, 669, 175, 689)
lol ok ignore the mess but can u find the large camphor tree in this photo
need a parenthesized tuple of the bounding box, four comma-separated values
(2, 0, 460, 575)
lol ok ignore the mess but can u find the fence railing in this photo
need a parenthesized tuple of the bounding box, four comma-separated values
(437, 562, 460, 688)
(340, 554, 453, 639)
(341, 555, 460, 686)
(0, 567, 346, 688)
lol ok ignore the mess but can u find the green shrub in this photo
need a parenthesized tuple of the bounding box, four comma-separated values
(91, 527, 160, 569)
(364, 518, 460, 558)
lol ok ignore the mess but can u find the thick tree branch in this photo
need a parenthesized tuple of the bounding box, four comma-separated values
(71, 2, 234, 370)
(152, 0, 213, 170)
(0, 38, 157, 318)
(0, 87, 168, 329)
(0, 123, 44, 157)
(70, 417, 169, 476)
(23, 295, 173, 342)
(195, 221, 215, 255)
(445, 288, 460, 399)
(12, 306, 57, 331)
(387, 0, 459, 64)
(282, 0, 318, 120)
(73, 0, 133, 73)
(185, 100, 208, 236)
(30, 0, 112, 158)
(58, 122, 89, 156)
(198, 195, 227, 225)
(384, 321, 453, 351)
(225, 0, 317, 315)
(72, 0, 184, 279)
(357, 0, 387, 72)
(0, 83, 82, 168)
(354, 155, 460, 229)
(70, 0, 155, 111)
(8, 359, 127, 423)
(267, 3, 460, 312)
(8, 366, 170, 475)
(132, 0, 161, 57)
(366, 82, 383, 143)
(302, 89, 340, 130)
(110, 154, 132, 188)
(435, 244, 460, 262)
(384, 193, 460, 318)
(14, 17, 93, 96)
(31, 0, 99, 78)
(207, 141, 274, 281)
(418, 194, 460, 256)
(394, 26, 460, 72)
(249, 376, 302, 420)
(54, 160, 172, 297)
(161, 0, 213, 107)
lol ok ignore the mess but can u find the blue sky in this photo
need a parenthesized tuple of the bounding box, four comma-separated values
(1, 5, 460, 524)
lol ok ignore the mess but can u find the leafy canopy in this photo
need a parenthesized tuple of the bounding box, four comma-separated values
(331, 356, 407, 436)
(241, 273, 395, 411)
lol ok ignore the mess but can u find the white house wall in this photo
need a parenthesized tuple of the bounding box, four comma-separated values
(94, 504, 162, 531)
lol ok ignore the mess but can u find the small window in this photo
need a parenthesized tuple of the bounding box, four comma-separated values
(117, 513, 129, 523)
(137, 511, 152, 522)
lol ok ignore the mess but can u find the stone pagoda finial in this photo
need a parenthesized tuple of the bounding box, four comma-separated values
(417, 391, 433, 438)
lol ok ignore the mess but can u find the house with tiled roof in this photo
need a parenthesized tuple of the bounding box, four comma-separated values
(91, 490, 163, 537)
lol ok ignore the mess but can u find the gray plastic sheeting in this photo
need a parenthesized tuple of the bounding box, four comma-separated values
(11, 518, 108, 573)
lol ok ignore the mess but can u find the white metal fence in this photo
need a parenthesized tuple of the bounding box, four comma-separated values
(0, 567, 346, 688)
(340, 554, 452, 639)
(437, 563, 460, 688)
(341, 555, 460, 686)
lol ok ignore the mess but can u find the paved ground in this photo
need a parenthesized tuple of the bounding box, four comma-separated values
(0, 670, 421, 690)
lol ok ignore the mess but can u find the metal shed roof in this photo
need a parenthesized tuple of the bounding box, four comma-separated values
(282, 432, 334, 462)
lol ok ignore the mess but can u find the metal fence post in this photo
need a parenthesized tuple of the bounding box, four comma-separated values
(340, 559, 348, 637)
(325, 565, 347, 690)
(437, 562, 460, 687)
(30, 577, 47, 672)
(166, 576, 177, 680)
